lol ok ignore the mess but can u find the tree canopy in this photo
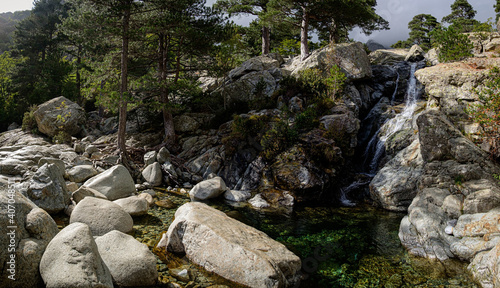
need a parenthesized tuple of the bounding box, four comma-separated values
(442, 0, 479, 32)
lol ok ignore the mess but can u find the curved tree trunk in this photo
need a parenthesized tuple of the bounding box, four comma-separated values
(300, 6, 309, 61)
(262, 26, 270, 55)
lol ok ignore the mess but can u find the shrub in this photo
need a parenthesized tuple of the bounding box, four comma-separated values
(261, 120, 298, 160)
(21, 105, 38, 134)
(430, 25, 473, 62)
(467, 66, 500, 161)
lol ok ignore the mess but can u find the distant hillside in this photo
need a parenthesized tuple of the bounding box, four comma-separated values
(0, 11, 31, 53)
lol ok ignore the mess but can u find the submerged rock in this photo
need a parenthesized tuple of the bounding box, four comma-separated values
(161, 202, 301, 288)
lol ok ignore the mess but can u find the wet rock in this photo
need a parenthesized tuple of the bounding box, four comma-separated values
(83, 165, 136, 200)
(113, 196, 149, 216)
(189, 176, 227, 201)
(155, 199, 177, 209)
(370, 139, 423, 212)
(70, 197, 133, 236)
(0, 190, 59, 288)
(33, 96, 86, 137)
(223, 190, 251, 202)
(161, 202, 301, 288)
(95, 230, 158, 287)
(40, 222, 113, 288)
(248, 194, 270, 209)
(26, 163, 70, 214)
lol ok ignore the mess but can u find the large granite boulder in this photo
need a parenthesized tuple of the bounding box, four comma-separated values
(287, 42, 372, 80)
(83, 165, 135, 200)
(0, 190, 59, 288)
(26, 163, 70, 214)
(95, 230, 158, 287)
(33, 96, 86, 137)
(70, 197, 133, 236)
(399, 110, 500, 263)
(160, 202, 301, 288)
(189, 176, 227, 201)
(40, 222, 113, 288)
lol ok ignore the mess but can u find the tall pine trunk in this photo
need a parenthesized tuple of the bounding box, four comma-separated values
(158, 33, 176, 150)
(118, 7, 130, 164)
(300, 6, 309, 61)
(262, 26, 270, 55)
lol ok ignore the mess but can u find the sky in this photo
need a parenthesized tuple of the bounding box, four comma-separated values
(1, 0, 496, 47)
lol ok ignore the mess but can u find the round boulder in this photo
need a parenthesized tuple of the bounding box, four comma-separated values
(83, 165, 136, 201)
(95, 230, 158, 287)
(70, 197, 133, 236)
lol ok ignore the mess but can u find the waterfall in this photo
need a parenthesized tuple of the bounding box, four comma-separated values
(365, 63, 419, 174)
(339, 179, 370, 206)
(390, 70, 400, 104)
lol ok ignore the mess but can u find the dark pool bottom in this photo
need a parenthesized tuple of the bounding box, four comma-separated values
(115, 190, 479, 287)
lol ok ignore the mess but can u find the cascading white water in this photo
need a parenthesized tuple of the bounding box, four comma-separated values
(390, 70, 400, 104)
(339, 179, 370, 206)
(365, 63, 419, 174)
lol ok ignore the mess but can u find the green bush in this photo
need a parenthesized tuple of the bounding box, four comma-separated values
(467, 66, 500, 161)
(430, 25, 473, 62)
(261, 120, 298, 160)
(52, 131, 71, 144)
(295, 107, 319, 131)
(21, 105, 38, 134)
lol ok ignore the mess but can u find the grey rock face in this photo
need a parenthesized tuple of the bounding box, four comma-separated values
(26, 163, 70, 214)
(66, 165, 99, 183)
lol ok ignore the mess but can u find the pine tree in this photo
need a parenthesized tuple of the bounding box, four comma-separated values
(11, 0, 74, 108)
(442, 0, 479, 32)
(214, 0, 272, 55)
(407, 14, 439, 51)
(265, 0, 388, 61)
